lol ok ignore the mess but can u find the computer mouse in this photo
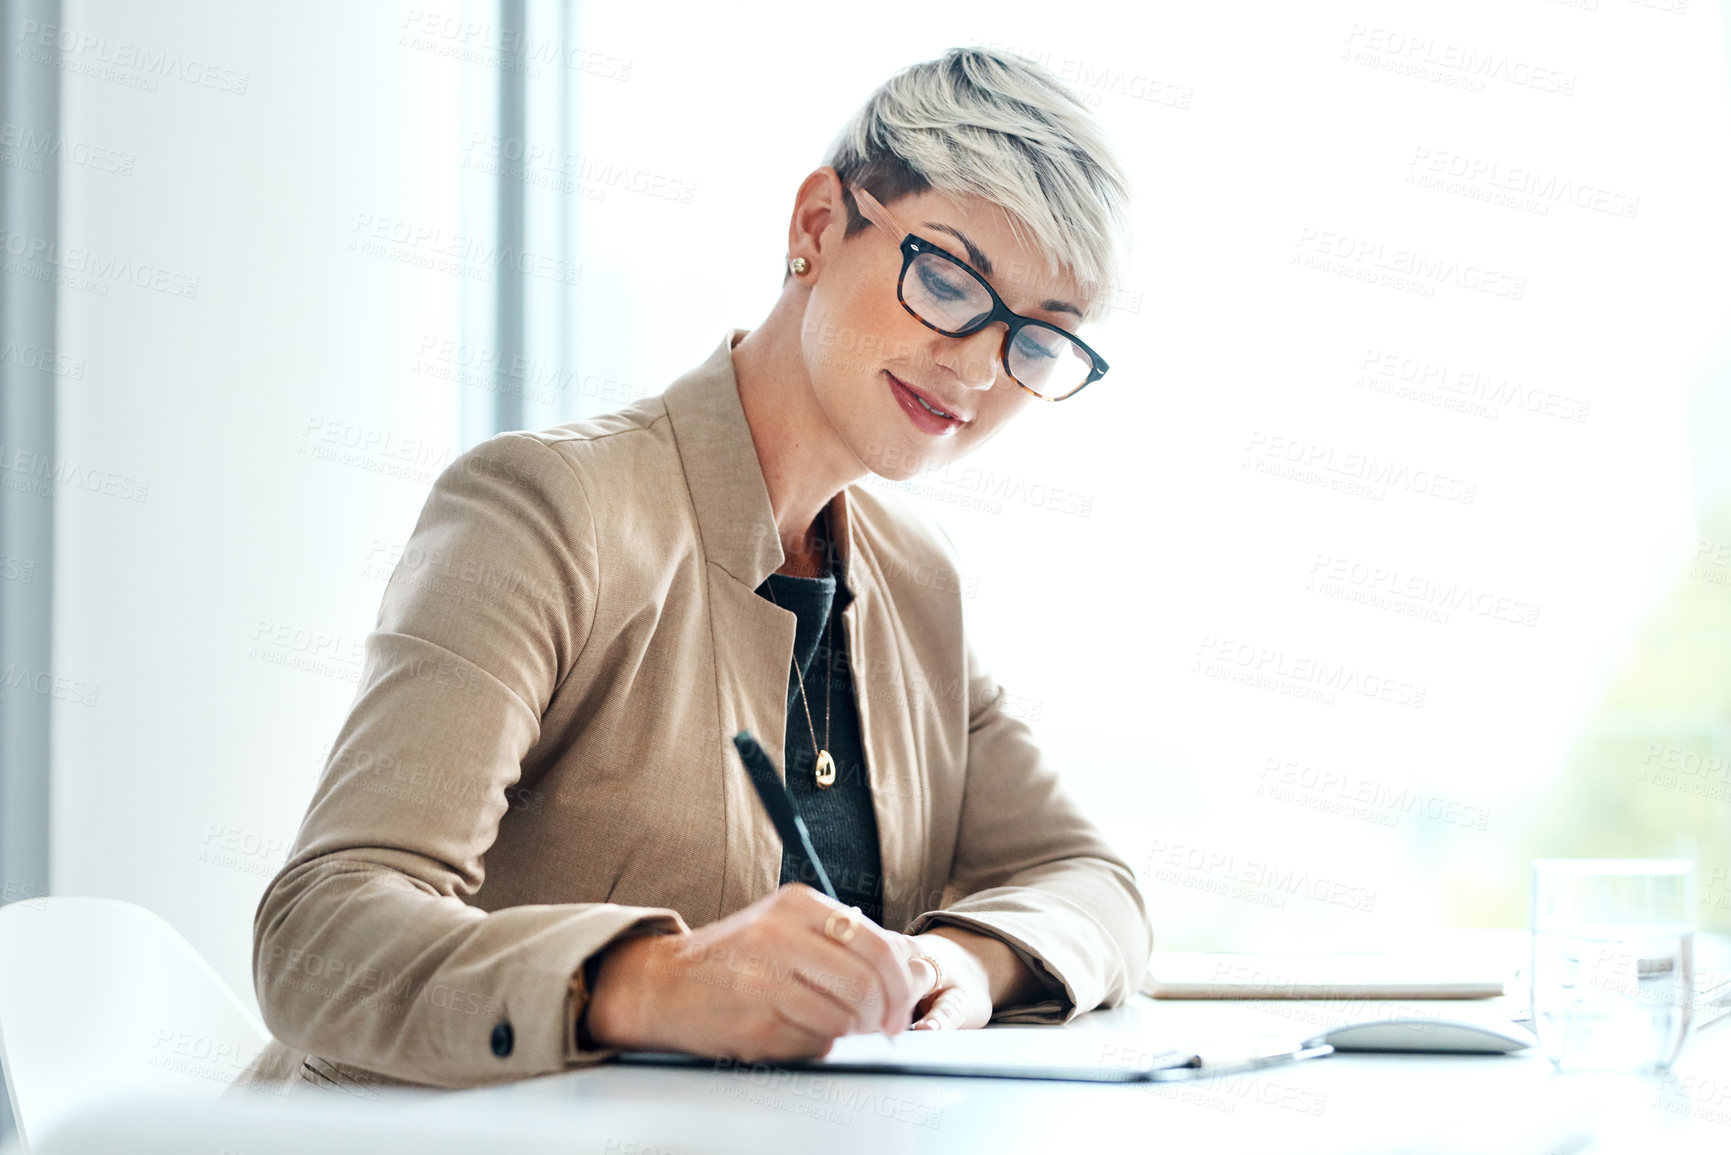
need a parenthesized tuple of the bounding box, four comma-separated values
(1306, 1016, 1537, 1054)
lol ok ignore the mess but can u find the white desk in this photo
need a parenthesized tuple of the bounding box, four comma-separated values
(417, 929, 1731, 1152)
(20, 948, 1731, 1154)
(423, 990, 1731, 1154)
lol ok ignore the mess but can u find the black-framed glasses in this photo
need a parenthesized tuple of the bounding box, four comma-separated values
(850, 183, 1108, 402)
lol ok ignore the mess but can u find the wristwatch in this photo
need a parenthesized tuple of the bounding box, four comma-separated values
(567, 950, 609, 1056)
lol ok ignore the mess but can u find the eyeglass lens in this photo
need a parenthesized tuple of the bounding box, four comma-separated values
(903, 252, 1094, 399)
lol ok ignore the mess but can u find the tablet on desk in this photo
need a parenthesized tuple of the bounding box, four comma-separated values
(613, 1027, 1197, 1083)
(1144, 951, 1506, 1000)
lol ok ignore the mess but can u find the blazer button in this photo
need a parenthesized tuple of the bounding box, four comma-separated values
(490, 1019, 515, 1058)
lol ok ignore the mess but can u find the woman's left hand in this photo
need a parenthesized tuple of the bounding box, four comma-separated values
(898, 928, 997, 1031)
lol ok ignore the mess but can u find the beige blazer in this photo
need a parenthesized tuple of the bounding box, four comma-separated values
(227, 328, 1153, 1098)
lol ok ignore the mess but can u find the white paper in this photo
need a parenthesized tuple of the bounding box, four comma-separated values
(811, 1026, 1178, 1076)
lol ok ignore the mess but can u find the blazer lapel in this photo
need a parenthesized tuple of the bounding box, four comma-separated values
(661, 330, 794, 922)
(661, 328, 929, 933)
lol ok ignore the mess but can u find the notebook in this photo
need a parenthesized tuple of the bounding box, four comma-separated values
(1144, 951, 1506, 1000)
(613, 1026, 1197, 1083)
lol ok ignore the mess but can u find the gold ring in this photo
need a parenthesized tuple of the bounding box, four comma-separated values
(910, 952, 943, 990)
(823, 909, 858, 945)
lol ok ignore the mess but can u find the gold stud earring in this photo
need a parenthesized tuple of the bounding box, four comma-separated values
(789, 256, 809, 275)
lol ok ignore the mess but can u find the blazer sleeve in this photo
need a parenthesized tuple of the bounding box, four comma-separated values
(251, 431, 690, 1090)
(904, 626, 1155, 1025)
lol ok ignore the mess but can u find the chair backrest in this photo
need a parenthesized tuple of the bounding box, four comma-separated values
(0, 896, 268, 1150)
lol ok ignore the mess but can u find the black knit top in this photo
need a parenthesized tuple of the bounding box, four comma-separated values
(753, 522, 885, 928)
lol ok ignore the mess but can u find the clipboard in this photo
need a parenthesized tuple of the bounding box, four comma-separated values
(613, 1026, 1329, 1083)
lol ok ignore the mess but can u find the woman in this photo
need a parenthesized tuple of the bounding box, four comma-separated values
(230, 45, 1150, 1097)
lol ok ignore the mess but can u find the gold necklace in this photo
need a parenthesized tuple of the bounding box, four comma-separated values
(763, 511, 836, 789)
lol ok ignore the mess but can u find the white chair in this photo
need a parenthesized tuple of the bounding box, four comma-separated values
(0, 896, 269, 1151)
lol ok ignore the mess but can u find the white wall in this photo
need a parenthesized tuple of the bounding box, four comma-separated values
(52, 0, 481, 1013)
(573, 0, 1731, 945)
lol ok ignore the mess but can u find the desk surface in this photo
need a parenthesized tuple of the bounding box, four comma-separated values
(419, 992, 1730, 1154)
(20, 941, 1731, 1155)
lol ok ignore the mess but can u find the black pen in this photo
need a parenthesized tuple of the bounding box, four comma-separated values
(732, 729, 839, 901)
(731, 728, 898, 1046)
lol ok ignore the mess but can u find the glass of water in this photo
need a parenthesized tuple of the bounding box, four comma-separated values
(1530, 859, 1695, 1072)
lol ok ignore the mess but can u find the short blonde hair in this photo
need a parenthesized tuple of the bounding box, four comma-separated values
(811, 46, 1133, 326)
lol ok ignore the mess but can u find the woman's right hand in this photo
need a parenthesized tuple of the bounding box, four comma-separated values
(583, 882, 931, 1063)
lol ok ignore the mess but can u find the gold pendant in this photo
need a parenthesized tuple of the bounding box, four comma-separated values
(814, 749, 836, 789)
